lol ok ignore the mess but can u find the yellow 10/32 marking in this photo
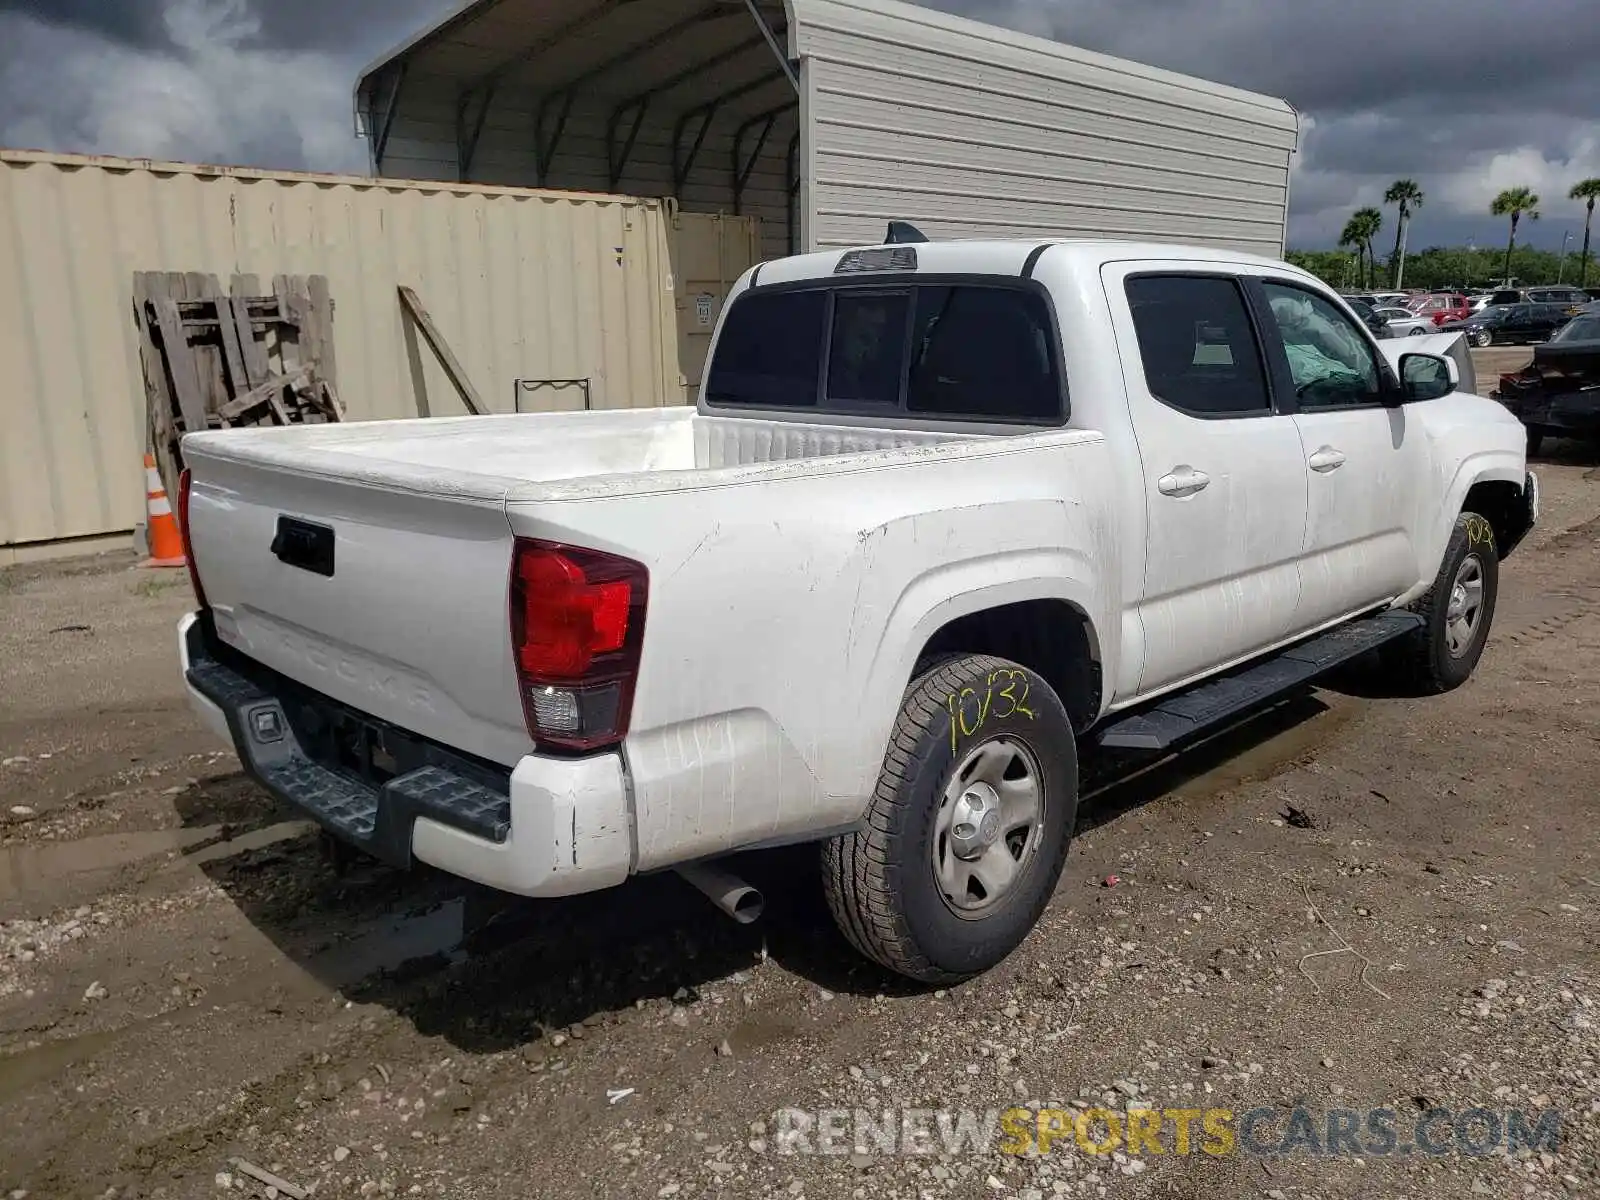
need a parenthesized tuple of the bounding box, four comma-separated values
(946, 670, 1036, 753)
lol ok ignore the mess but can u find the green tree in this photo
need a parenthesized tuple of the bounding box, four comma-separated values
(1570, 178, 1600, 287)
(1490, 187, 1540, 284)
(1384, 180, 1424, 289)
(1286, 249, 1356, 288)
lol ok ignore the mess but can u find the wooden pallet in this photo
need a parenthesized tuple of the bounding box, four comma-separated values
(134, 272, 342, 502)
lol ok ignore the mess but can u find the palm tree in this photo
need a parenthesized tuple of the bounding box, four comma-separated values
(1339, 215, 1368, 287)
(1339, 208, 1383, 288)
(1490, 187, 1540, 284)
(1570, 178, 1600, 287)
(1353, 207, 1383, 288)
(1384, 180, 1424, 289)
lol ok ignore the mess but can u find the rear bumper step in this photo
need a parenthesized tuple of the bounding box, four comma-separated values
(181, 614, 511, 869)
(1093, 610, 1425, 754)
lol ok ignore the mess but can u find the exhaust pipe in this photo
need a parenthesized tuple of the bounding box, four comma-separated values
(676, 861, 765, 925)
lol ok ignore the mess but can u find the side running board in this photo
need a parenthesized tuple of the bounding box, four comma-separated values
(1093, 610, 1424, 754)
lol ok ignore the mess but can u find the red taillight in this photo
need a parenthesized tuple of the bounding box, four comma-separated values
(510, 539, 647, 753)
(177, 468, 208, 609)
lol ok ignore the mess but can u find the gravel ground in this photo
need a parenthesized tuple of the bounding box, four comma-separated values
(2, 439, 1597, 1200)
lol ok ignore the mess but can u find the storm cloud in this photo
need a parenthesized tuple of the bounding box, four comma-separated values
(2, 0, 1596, 250)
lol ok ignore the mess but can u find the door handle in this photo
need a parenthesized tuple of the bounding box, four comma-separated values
(1157, 466, 1211, 497)
(1308, 447, 1347, 473)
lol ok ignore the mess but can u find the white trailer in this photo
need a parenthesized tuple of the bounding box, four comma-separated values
(355, 0, 1300, 264)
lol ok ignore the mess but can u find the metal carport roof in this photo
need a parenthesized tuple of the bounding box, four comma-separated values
(355, 0, 795, 192)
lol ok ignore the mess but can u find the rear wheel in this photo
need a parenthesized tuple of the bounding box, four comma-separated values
(1387, 512, 1499, 693)
(822, 654, 1078, 984)
(1408, 325, 1428, 336)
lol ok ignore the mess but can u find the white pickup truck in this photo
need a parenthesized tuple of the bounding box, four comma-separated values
(176, 232, 1537, 984)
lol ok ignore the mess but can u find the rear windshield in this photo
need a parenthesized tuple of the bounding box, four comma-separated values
(1552, 316, 1600, 342)
(704, 281, 1066, 423)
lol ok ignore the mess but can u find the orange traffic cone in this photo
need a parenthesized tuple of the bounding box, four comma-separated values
(141, 454, 186, 569)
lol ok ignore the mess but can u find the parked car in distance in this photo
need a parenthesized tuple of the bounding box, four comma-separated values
(1410, 293, 1474, 327)
(1373, 306, 1435, 337)
(1496, 314, 1600, 453)
(1489, 287, 1590, 315)
(173, 232, 1537, 984)
(1343, 296, 1394, 339)
(1441, 302, 1572, 346)
(1366, 291, 1409, 308)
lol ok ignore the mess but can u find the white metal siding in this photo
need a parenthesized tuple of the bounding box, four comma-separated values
(0, 152, 710, 548)
(791, 0, 1298, 253)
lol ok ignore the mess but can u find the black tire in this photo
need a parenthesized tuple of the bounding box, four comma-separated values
(821, 654, 1079, 984)
(1390, 512, 1500, 693)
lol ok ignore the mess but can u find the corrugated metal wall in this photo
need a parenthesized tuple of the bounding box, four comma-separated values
(794, 0, 1299, 254)
(0, 151, 754, 550)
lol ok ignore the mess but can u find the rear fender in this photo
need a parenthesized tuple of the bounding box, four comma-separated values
(840, 499, 1113, 801)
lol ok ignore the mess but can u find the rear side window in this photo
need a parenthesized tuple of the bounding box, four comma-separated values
(1125, 275, 1271, 416)
(706, 281, 1065, 423)
(906, 287, 1060, 419)
(704, 290, 827, 408)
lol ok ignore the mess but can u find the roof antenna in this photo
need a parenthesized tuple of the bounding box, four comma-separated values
(885, 221, 929, 245)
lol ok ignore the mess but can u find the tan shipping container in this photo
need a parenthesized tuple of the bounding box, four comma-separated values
(0, 150, 759, 557)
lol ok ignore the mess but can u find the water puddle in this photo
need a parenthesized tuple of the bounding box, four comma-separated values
(0, 821, 315, 908)
(0, 827, 221, 904)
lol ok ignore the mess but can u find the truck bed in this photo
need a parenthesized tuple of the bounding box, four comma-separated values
(178, 408, 1044, 772)
(183, 408, 970, 503)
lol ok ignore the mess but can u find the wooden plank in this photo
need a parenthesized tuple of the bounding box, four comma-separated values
(273, 275, 302, 379)
(307, 274, 338, 389)
(217, 366, 311, 424)
(231, 297, 272, 388)
(133, 274, 182, 501)
(152, 297, 211, 436)
(397, 285, 487, 416)
(318, 379, 345, 422)
(216, 298, 252, 395)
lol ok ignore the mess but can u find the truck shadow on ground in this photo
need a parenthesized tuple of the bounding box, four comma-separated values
(168, 689, 1338, 1053)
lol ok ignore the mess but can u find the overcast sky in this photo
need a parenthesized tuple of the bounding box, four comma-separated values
(3, 0, 1596, 252)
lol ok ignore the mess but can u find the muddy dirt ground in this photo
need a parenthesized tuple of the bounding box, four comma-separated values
(3, 442, 1599, 1200)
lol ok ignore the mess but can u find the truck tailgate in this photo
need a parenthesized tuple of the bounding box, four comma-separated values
(183, 438, 529, 767)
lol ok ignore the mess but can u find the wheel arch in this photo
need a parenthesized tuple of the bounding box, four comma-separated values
(1463, 477, 1533, 560)
(912, 597, 1103, 734)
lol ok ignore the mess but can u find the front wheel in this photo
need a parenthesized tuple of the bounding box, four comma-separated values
(1388, 512, 1499, 693)
(822, 654, 1079, 984)
(1473, 328, 1493, 347)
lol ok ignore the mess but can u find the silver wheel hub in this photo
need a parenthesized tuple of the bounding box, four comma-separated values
(949, 783, 1003, 859)
(934, 737, 1044, 916)
(1444, 554, 1485, 658)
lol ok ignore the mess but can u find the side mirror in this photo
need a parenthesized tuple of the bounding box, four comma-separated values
(1398, 352, 1457, 403)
